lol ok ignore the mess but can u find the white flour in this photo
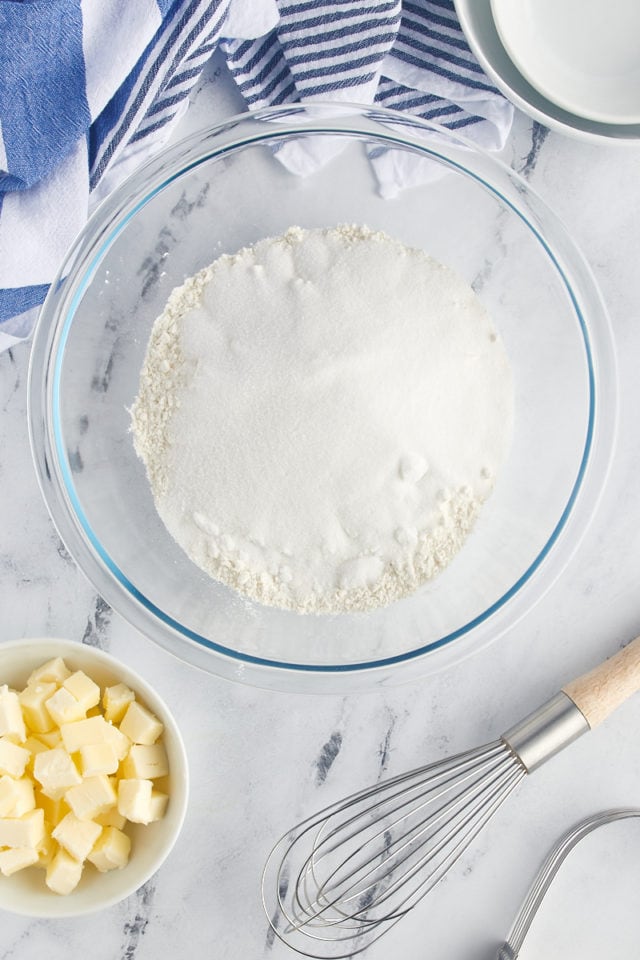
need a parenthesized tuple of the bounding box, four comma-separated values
(131, 225, 513, 614)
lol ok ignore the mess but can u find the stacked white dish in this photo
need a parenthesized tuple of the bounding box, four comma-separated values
(455, 0, 640, 144)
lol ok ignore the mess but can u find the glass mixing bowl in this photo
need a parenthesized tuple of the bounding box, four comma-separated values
(28, 104, 616, 692)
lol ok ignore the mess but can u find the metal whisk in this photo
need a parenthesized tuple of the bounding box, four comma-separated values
(262, 635, 640, 957)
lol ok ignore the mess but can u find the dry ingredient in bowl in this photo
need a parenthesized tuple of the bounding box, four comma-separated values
(0, 658, 168, 895)
(131, 225, 513, 614)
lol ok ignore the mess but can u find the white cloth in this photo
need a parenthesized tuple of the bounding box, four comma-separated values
(0, 0, 514, 351)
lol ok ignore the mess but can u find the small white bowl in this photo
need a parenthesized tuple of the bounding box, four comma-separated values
(490, 0, 640, 125)
(455, 0, 640, 144)
(0, 638, 189, 917)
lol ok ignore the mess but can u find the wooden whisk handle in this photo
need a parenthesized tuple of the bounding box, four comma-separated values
(563, 635, 640, 728)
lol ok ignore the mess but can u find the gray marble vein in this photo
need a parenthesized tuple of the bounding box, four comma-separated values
(518, 120, 550, 178)
(1, 349, 20, 413)
(91, 348, 115, 394)
(120, 881, 156, 960)
(81, 596, 112, 650)
(314, 730, 344, 786)
(170, 182, 211, 223)
(264, 865, 288, 951)
(137, 226, 177, 301)
(377, 709, 397, 776)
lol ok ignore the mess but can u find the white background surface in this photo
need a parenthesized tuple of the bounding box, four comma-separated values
(2, 52, 640, 959)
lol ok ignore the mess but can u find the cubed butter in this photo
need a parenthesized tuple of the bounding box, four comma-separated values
(87, 826, 131, 872)
(63, 671, 100, 712)
(119, 701, 163, 745)
(103, 683, 135, 724)
(117, 779, 168, 824)
(65, 775, 116, 821)
(0, 776, 16, 816)
(103, 723, 130, 761)
(121, 742, 169, 780)
(46, 847, 83, 895)
(36, 730, 62, 749)
(0, 845, 40, 876)
(60, 715, 129, 760)
(23, 736, 48, 772)
(0, 685, 26, 742)
(0, 775, 35, 817)
(18, 682, 57, 733)
(45, 687, 86, 726)
(79, 742, 119, 777)
(0, 808, 45, 848)
(36, 790, 69, 827)
(94, 806, 126, 830)
(36, 822, 56, 867)
(33, 748, 82, 800)
(52, 812, 101, 862)
(148, 790, 169, 822)
(0, 655, 171, 896)
(0, 737, 30, 778)
(28, 657, 71, 686)
(117, 778, 153, 823)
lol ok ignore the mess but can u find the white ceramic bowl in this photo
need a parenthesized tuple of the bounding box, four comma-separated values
(455, 0, 640, 144)
(490, 0, 640, 125)
(0, 638, 189, 917)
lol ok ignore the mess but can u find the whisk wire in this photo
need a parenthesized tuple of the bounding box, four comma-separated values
(307, 740, 509, 868)
(301, 744, 524, 923)
(275, 742, 506, 924)
(263, 739, 528, 958)
(286, 744, 505, 925)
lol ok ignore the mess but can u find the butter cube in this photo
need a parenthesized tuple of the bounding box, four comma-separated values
(23, 736, 48, 772)
(65, 775, 116, 821)
(0, 685, 26, 742)
(87, 826, 131, 872)
(0, 808, 45, 848)
(0, 846, 40, 876)
(103, 683, 135, 724)
(121, 742, 169, 780)
(0, 737, 30, 778)
(60, 715, 130, 760)
(19, 682, 57, 733)
(0, 776, 16, 816)
(79, 742, 119, 777)
(119, 701, 163, 745)
(0, 775, 35, 817)
(52, 812, 101, 862)
(103, 723, 130, 761)
(46, 847, 83, 895)
(148, 790, 169, 822)
(94, 807, 126, 830)
(36, 822, 56, 867)
(63, 671, 100, 712)
(117, 778, 154, 823)
(45, 687, 86, 726)
(36, 730, 62, 749)
(36, 790, 69, 827)
(28, 657, 70, 686)
(118, 779, 168, 824)
(33, 748, 82, 800)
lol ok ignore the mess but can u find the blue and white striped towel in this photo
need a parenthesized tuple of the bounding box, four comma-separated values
(0, 0, 513, 352)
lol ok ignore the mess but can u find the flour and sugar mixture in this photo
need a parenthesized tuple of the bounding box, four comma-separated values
(131, 225, 513, 614)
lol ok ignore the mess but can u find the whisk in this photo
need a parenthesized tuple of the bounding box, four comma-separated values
(262, 635, 640, 958)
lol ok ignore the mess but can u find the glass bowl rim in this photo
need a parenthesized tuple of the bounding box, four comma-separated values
(27, 102, 618, 688)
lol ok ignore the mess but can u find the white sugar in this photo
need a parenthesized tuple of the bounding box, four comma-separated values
(131, 225, 513, 614)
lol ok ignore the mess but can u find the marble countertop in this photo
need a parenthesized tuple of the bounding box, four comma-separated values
(2, 52, 640, 960)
